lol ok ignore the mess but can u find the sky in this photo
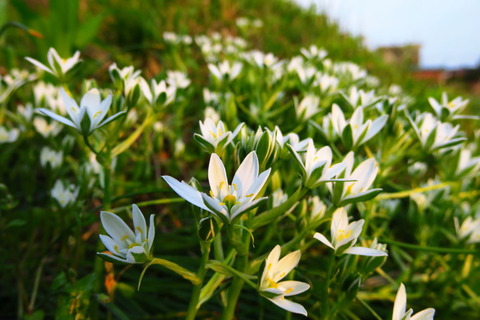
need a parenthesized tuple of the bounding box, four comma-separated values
(296, 0, 480, 69)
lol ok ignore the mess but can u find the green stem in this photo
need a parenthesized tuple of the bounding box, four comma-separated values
(186, 241, 212, 320)
(381, 238, 479, 254)
(321, 253, 336, 319)
(221, 234, 251, 320)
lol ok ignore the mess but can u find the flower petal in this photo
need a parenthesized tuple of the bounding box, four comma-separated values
(36, 108, 77, 129)
(162, 175, 211, 212)
(132, 204, 147, 243)
(25, 57, 53, 74)
(100, 211, 135, 244)
(147, 214, 155, 252)
(313, 232, 334, 249)
(232, 152, 259, 196)
(208, 153, 229, 197)
(393, 283, 407, 320)
(277, 280, 310, 296)
(268, 296, 308, 316)
(343, 246, 387, 256)
(411, 308, 435, 320)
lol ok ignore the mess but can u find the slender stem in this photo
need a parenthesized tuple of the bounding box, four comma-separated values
(381, 238, 478, 254)
(186, 241, 212, 320)
(321, 253, 336, 319)
(221, 233, 251, 320)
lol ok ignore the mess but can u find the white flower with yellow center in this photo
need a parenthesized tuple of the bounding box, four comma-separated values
(288, 140, 346, 189)
(393, 283, 435, 320)
(162, 152, 270, 223)
(455, 216, 480, 244)
(259, 245, 310, 316)
(98, 204, 155, 264)
(329, 152, 382, 206)
(194, 118, 244, 154)
(0, 126, 20, 143)
(51, 180, 78, 208)
(208, 60, 243, 81)
(331, 104, 388, 149)
(314, 208, 388, 256)
(139, 78, 176, 106)
(25, 47, 81, 77)
(36, 88, 125, 135)
(40, 147, 63, 168)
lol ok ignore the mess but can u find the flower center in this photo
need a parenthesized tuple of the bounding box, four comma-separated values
(336, 229, 352, 243)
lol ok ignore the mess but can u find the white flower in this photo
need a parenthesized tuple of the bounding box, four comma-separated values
(295, 95, 320, 121)
(410, 113, 465, 152)
(428, 92, 470, 119)
(98, 204, 155, 264)
(296, 66, 317, 83)
(25, 48, 81, 77)
(33, 118, 62, 137)
(314, 208, 388, 256)
(139, 78, 176, 106)
(288, 140, 345, 189)
(0, 126, 20, 143)
(392, 283, 435, 320)
(51, 180, 79, 208)
(109, 63, 141, 81)
(40, 147, 63, 168)
(208, 61, 243, 81)
(329, 152, 382, 206)
(259, 245, 310, 316)
(455, 147, 480, 178)
(455, 216, 480, 244)
(300, 45, 328, 60)
(194, 118, 244, 153)
(331, 104, 388, 149)
(167, 71, 191, 89)
(163, 152, 271, 223)
(308, 196, 326, 222)
(17, 103, 35, 121)
(314, 73, 339, 94)
(36, 88, 125, 135)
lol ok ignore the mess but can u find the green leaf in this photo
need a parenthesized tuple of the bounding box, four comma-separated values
(138, 258, 200, 291)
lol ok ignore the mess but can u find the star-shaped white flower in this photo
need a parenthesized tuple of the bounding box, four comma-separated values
(25, 48, 81, 77)
(259, 245, 310, 316)
(98, 204, 155, 264)
(314, 208, 388, 256)
(36, 88, 125, 135)
(163, 152, 270, 223)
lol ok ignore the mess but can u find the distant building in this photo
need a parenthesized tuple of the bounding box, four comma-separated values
(376, 44, 420, 69)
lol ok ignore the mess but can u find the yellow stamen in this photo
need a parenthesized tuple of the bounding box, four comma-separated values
(209, 190, 215, 197)
(136, 226, 143, 234)
(114, 245, 120, 253)
(121, 235, 129, 241)
(285, 288, 293, 294)
(93, 110, 102, 119)
(128, 242, 140, 249)
(245, 193, 254, 197)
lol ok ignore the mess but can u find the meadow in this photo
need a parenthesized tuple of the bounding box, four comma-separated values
(1, 1, 479, 319)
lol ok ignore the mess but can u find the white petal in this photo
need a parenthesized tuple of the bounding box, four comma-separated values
(132, 204, 147, 242)
(232, 152, 259, 196)
(245, 168, 271, 199)
(208, 153, 229, 196)
(270, 250, 301, 282)
(277, 280, 310, 296)
(59, 88, 82, 126)
(393, 283, 407, 320)
(313, 232, 334, 249)
(411, 308, 435, 320)
(162, 175, 210, 212)
(25, 57, 53, 74)
(201, 193, 229, 219)
(363, 114, 388, 143)
(268, 296, 308, 316)
(230, 197, 267, 221)
(37, 108, 77, 129)
(331, 208, 349, 242)
(343, 246, 387, 256)
(99, 234, 125, 256)
(147, 214, 155, 252)
(81, 89, 102, 117)
(100, 211, 135, 244)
